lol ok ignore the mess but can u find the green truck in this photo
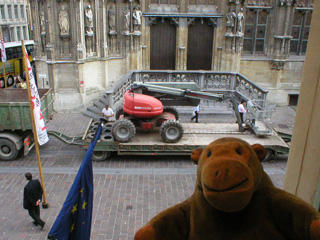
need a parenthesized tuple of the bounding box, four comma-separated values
(0, 88, 53, 161)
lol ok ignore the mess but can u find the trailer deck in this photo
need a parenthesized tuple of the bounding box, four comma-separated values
(81, 121, 289, 160)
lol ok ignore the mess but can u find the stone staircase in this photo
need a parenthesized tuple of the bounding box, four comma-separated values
(83, 93, 111, 120)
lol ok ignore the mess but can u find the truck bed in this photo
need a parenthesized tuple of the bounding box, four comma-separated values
(84, 122, 289, 156)
(0, 89, 53, 131)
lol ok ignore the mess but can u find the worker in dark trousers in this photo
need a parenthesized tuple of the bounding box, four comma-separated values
(191, 105, 200, 123)
(238, 100, 247, 123)
(23, 172, 45, 230)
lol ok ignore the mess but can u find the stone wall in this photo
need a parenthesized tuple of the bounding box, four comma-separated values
(29, 0, 313, 111)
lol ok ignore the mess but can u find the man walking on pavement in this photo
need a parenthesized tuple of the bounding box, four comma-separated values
(23, 172, 45, 230)
(191, 104, 200, 123)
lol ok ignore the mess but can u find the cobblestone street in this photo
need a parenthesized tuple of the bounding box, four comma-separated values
(0, 108, 293, 240)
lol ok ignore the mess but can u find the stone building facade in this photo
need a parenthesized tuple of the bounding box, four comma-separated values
(0, 0, 29, 42)
(29, 0, 313, 111)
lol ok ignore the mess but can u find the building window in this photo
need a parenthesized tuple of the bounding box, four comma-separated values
(0, 5, 5, 20)
(7, 5, 12, 19)
(22, 26, 25, 39)
(14, 5, 18, 19)
(23, 26, 27, 40)
(244, 9, 268, 54)
(20, 5, 25, 19)
(189, 0, 215, 5)
(288, 94, 299, 106)
(16, 27, 21, 41)
(290, 10, 312, 55)
(9, 27, 14, 41)
(2, 27, 9, 42)
(151, 0, 178, 4)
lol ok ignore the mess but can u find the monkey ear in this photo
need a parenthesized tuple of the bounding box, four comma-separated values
(251, 144, 266, 162)
(191, 148, 203, 165)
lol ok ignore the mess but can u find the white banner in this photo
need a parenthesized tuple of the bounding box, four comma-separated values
(25, 48, 49, 145)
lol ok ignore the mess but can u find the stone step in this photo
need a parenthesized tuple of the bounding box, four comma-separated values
(93, 101, 105, 110)
(87, 106, 102, 115)
(82, 110, 101, 121)
(99, 97, 109, 105)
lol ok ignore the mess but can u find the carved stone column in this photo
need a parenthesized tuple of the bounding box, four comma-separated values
(223, 0, 245, 72)
(176, 17, 186, 70)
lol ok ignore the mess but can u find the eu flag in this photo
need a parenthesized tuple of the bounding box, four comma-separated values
(48, 123, 102, 240)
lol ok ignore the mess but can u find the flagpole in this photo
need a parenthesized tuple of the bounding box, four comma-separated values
(22, 40, 49, 208)
(0, 28, 6, 88)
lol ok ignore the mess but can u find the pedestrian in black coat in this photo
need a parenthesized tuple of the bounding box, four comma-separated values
(23, 172, 45, 230)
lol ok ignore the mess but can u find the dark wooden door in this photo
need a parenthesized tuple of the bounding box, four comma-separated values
(187, 19, 214, 70)
(150, 18, 176, 70)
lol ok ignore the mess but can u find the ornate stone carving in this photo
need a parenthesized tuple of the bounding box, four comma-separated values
(123, 8, 130, 34)
(208, 18, 218, 27)
(40, 11, 46, 36)
(187, 17, 195, 26)
(112, 76, 135, 106)
(204, 74, 232, 90)
(247, 0, 270, 6)
(85, 5, 94, 36)
(58, 5, 70, 37)
(269, 60, 286, 70)
(132, 5, 142, 33)
(172, 74, 191, 82)
(235, 76, 265, 107)
(279, 0, 294, 6)
(108, 5, 116, 33)
(294, 0, 306, 7)
(236, 8, 244, 35)
(226, 9, 236, 33)
(170, 17, 179, 26)
(77, 42, 84, 52)
(228, 0, 244, 4)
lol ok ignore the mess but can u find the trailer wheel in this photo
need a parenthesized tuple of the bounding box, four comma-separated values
(160, 120, 184, 143)
(7, 75, 14, 86)
(263, 148, 275, 162)
(0, 139, 19, 161)
(112, 119, 136, 143)
(92, 151, 110, 161)
(163, 107, 179, 120)
(0, 78, 4, 88)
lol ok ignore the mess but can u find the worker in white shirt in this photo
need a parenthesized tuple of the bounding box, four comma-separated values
(101, 104, 115, 121)
(191, 104, 200, 123)
(238, 100, 247, 123)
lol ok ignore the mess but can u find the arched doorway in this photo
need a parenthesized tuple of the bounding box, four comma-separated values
(187, 18, 214, 70)
(150, 18, 177, 70)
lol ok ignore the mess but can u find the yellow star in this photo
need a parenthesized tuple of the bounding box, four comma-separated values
(70, 223, 75, 232)
(80, 188, 84, 197)
(71, 204, 77, 214)
(82, 200, 87, 210)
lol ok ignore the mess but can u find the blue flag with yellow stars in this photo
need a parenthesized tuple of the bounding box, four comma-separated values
(47, 123, 103, 240)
